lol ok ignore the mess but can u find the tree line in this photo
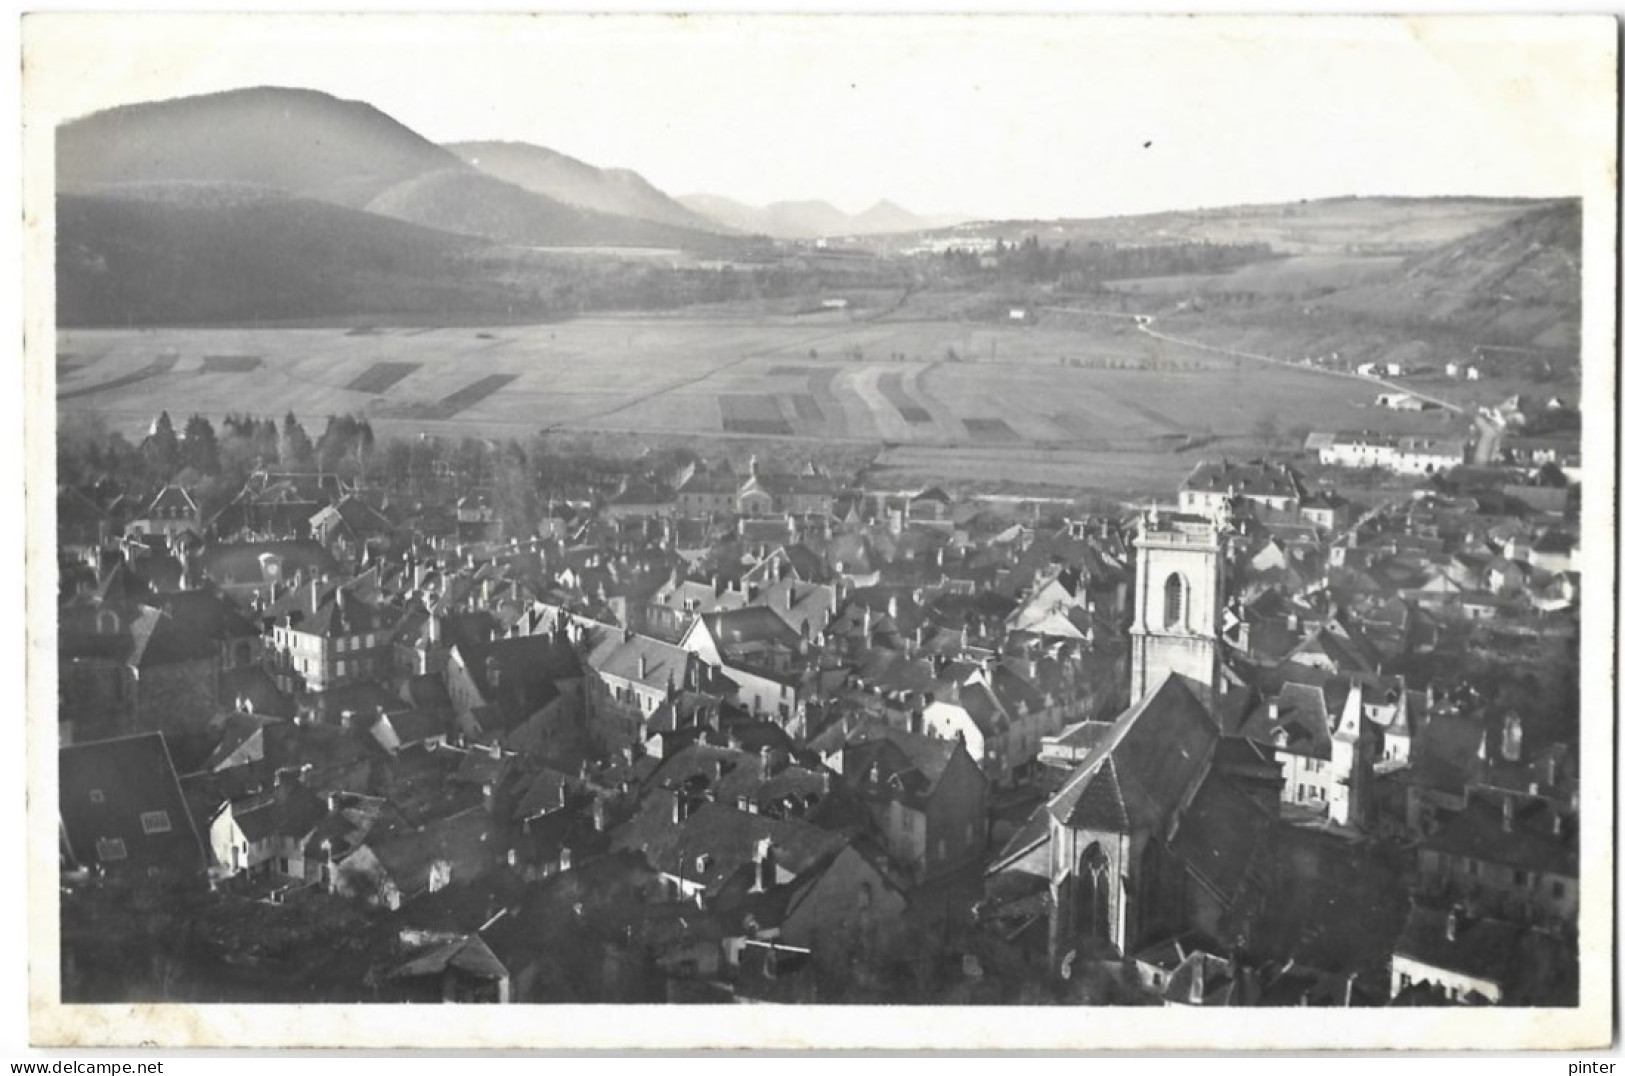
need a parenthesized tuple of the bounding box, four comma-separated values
(930, 235, 1277, 288)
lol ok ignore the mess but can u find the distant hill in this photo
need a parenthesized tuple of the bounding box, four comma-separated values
(1321, 200, 1581, 350)
(365, 168, 739, 252)
(56, 182, 511, 326)
(58, 87, 744, 253)
(905, 196, 1550, 257)
(56, 86, 468, 209)
(679, 193, 955, 239)
(446, 141, 728, 233)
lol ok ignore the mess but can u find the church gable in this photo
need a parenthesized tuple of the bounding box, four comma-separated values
(1047, 673, 1219, 837)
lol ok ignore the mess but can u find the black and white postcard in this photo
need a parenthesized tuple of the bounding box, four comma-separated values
(20, 12, 1619, 1050)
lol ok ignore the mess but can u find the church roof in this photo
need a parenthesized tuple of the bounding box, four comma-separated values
(1047, 673, 1220, 834)
(1063, 755, 1131, 833)
(1167, 770, 1273, 904)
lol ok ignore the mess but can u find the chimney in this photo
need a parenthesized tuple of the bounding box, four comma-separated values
(671, 792, 686, 825)
(482, 782, 495, 811)
(591, 798, 607, 832)
(751, 837, 775, 893)
(1445, 905, 1462, 942)
(639, 653, 649, 679)
(1500, 713, 1523, 762)
(1501, 795, 1515, 833)
(310, 577, 321, 610)
(888, 594, 900, 621)
(1267, 699, 1280, 723)
(760, 744, 776, 776)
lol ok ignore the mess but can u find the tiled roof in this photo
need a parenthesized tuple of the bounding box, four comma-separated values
(1423, 796, 1577, 878)
(232, 782, 327, 843)
(1047, 673, 1219, 833)
(1392, 904, 1523, 988)
(389, 933, 508, 983)
(613, 798, 846, 894)
(1167, 771, 1272, 903)
(60, 732, 204, 875)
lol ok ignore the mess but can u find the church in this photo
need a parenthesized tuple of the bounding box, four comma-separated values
(988, 508, 1285, 965)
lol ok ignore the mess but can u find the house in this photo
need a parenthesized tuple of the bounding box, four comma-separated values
(1235, 679, 1345, 815)
(602, 478, 676, 520)
(1389, 903, 1572, 1005)
(674, 464, 738, 519)
(384, 930, 511, 1003)
(646, 573, 749, 638)
(444, 632, 585, 752)
(1375, 393, 1428, 412)
(263, 576, 400, 695)
(582, 627, 707, 749)
(907, 487, 954, 527)
(60, 732, 205, 879)
(1005, 569, 1100, 642)
(680, 607, 811, 724)
(455, 492, 501, 543)
(58, 587, 259, 740)
(1318, 432, 1465, 475)
(836, 723, 989, 884)
(1416, 794, 1577, 925)
(205, 779, 327, 886)
(211, 471, 347, 538)
(308, 494, 397, 566)
(1178, 459, 1306, 521)
(734, 458, 838, 517)
(919, 655, 1097, 788)
(126, 485, 202, 539)
(1528, 530, 1578, 574)
(331, 805, 493, 910)
(611, 794, 905, 956)
(197, 540, 339, 602)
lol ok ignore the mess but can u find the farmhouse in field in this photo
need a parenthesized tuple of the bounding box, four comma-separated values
(1375, 392, 1431, 412)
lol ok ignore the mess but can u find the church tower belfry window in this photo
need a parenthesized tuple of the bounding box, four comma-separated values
(1163, 573, 1186, 631)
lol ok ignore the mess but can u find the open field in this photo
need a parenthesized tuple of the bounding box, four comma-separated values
(1105, 254, 1409, 297)
(56, 312, 1466, 496)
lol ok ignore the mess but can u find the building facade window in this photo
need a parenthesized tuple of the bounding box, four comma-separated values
(1163, 573, 1186, 631)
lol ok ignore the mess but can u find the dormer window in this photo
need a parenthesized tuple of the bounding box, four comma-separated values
(88, 789, 105, 805)
(140, 810, 172, 835)
(95, 837, 127, 862)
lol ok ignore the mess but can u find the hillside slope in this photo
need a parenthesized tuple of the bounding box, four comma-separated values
(1317, 201, 1581, 350)
(56, 86, 469, 208)
(366, 168, 738, 252)
(906, 196, 1550, 257)
(447, 141, 727, 233)
(56, 182, 510, 325)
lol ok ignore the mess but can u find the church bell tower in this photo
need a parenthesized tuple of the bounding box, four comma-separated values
(1129, 508, 1222, 703)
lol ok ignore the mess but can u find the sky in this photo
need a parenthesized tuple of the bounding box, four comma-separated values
(22, 13, 1618, 221)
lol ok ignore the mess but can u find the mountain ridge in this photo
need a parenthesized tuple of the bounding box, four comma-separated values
(447, 141, 729, 234)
